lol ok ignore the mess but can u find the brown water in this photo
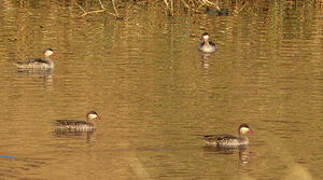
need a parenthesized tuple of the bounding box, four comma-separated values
(0, 1, 322, 179)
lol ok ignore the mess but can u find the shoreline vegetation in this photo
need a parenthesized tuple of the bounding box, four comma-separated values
(74, 0, 319, 19)
(75, 0, 249, 18)
(75, 0, 226, 19)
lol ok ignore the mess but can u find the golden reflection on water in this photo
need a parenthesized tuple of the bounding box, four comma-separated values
(0, 0, 321, 179)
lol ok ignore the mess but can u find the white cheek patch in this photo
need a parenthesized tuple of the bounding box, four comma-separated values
(88, 114, 97, 120)
(45, 51, 53, 56)
(203, 35, 209, 40)
(240, 127, 250, 134)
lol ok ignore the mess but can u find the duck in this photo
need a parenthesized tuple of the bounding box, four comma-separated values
(203, 123, 254, 148)
(55, 111, 101, 132)
(198, 32, 217, 53)
(205, 7, 229, 16)
(14, 48, 56, 71)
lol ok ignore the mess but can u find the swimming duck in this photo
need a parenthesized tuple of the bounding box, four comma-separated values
(55, 111, 101, 132)
(14, 48, 56, 71)
(205, 7, 229, 16)
(198, 32, 217, 53)
(203, 123, 253, 148)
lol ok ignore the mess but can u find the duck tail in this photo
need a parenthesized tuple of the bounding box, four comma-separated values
(13, 61, 22, 68)
(13, 61, 29, 70)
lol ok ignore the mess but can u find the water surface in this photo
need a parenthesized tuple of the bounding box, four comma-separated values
(0, 1, 321, 179)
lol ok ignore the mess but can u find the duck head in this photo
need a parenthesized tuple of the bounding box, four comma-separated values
(87, 111, 101, 121)
(200, 32, 210, 42)
(44, 48, 57, 57)
(239, 123, 254, 135)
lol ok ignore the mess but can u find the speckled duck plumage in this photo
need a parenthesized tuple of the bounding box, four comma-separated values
(203, 123, 254, 148)
(55, 111, 101, 132)
(198, 32, 217, 53)
(14, 48, 56, 71)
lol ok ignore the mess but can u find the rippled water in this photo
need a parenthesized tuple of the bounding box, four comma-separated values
(0, 1, 321, 179)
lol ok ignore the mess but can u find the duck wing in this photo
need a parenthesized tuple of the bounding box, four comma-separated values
(15, 58, 44, 64)
(15, 58, 48, 66)
(56, 120, 89, 126)
(203, 134, 236, 140)
(203, 134, 238, 145)
(204, 134, 243, 148)
(209, 41, 217, 47)
(28, 58, 49, 64)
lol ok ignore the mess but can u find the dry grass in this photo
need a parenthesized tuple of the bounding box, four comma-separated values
(75, 0, 319, 17)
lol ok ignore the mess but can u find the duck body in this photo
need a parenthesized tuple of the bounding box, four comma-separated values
(198, 33, 217, 53)
(205, 7, 229, 16)
(203, 134, 249, 148)
(15, 58, 54, 70)
(203, 124, 253, 148)
(198, 41, 217, 53)
(55, 111, 101, 132)
(14, 48, 56, 71)
(55, 120, 95, 131)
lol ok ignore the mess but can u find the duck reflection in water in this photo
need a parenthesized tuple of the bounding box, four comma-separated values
(203, 145, 252, 167)
(14, 71, 54, 91)
(54, 128, 95, 141)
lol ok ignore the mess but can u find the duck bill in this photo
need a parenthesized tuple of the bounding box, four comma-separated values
(248, 129, 254, 134)
(96, 116, 102, 120)
(52, 52, 57, 56)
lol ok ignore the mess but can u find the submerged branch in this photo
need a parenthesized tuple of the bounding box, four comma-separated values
(111, 0, 119, 17)
(75, 0, 122, 19)
(170, 0, 174, 16)
(75, 2, 87, 14)
(234, 1, 248, 15)
(163, 0, 174, 16)
(98, 0, 105, 9)
(180, 0, 202, 13)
